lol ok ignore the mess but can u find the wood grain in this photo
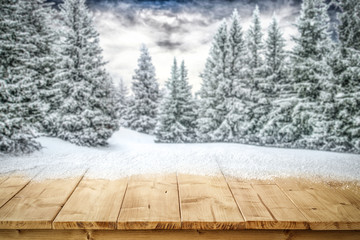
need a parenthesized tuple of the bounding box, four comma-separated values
(0, 175, 359, 232)
(251, 184, 309, 229)
(0, 176, 9, 186)
(276, 179, 360, 230)
(0, 178, 82, 229)
(0, 177, 32, 208)
(53, 178, 128, 230)
(178, 174, 245, 230)
(0, 230, 359, 240)
(0, 230, 87, 240)
(227, 180, 283, 229)
(333, 186, 360, 209)
(118, 174, 180, 230)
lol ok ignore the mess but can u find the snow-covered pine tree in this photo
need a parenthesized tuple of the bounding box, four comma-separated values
(178, 60, 197, 140)
(290, 0, 333, 149)
(0, 0, 41, 153)
(259, 14, 292, 145)
(19, 0, 61, 132)
(115, 78, 129, 126)
(155, 59, 196, 143)
(337, 0, 360, 53)
(244, 5, 265, 143)
(211, 9, 247, 142)
(54, 0, 119, 146)
(196, 21, 229, 142)
(125, 45, 160, 134)
(155, 58, 185, 142)
(332, 0, 360, 152)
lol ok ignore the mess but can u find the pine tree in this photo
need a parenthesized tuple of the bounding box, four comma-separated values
(196, 21, 229, 142)
(54, 0, 119, 146)
(290, 0, 333, 149)
(337, 0, 360, 53)
(332, 0, 360, 152)
(115, 78, 129, 126)
(244, 5, 265, 143)
(19, 0, 61, 132)
(155, 58, 185, 142)
(178, 60, 197, 140)
(125, 45, 160, 134)
(259, 15, 291, 145)
(0, 0, 41, 153)
(213, 9, 247, 142)
(155, 59, 196, 143)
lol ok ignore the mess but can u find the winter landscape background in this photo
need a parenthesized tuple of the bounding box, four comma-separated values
(0, 0, 359, 181)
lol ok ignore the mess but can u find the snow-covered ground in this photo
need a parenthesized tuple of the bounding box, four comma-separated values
(0, 128, 359, 181)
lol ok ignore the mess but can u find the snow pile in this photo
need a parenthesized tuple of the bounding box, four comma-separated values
(0, 128, 359, 181)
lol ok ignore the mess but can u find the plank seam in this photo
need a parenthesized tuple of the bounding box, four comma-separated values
(274, 182, 312, 225)
(0, 176, 9, 186)
(51, 169, 88, 229)
(0, 167, 45, 209)
(0, 179, 32, 209)
(214, 158, 246, 223)
(115, 176, 129, 230)
(251, 183, 278, 222)
(176, 172, 182, 229)
(222, 174, 246, 222)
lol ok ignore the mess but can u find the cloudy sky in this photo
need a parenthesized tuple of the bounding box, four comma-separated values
(54, 0, 307, 92)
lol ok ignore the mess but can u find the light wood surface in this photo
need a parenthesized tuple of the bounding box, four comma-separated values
(226, 180, 278, 229)
(276, 179, 360, 230)
(0, 176, 9, 186)
(0, 230, 359, 240)
(117, 174, 180, 230)
(0, 177, 32, 208)
(251, 184, 309, 229)
(0, 178, 82, 229)
(178, 174, 245, 230)
(53, 178, 128, 230)
(0, 174, 359, 232)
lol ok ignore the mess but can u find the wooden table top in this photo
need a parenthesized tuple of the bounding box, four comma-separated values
(0, 171, 359, 231)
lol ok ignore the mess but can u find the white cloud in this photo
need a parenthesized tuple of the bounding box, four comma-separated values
(92, 1, 301, 93)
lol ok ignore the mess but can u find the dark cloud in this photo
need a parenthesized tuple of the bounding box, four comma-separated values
(90, 0, 305, 88)
(84, 0, 306, 51)
(156, 39, 183, 50)
(48, 0, 305, 52)
(46, 0, 339, 90)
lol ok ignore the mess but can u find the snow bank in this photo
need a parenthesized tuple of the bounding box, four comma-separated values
(0, 128, 359, 181)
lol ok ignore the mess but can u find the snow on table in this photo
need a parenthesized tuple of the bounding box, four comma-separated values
(0, 128, 359, 181)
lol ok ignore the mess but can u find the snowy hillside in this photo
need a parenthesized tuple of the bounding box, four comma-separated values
(0, 128, 359, 181)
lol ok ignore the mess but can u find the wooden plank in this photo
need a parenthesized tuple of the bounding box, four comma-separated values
(0, 177, 82, 229)
(0, 230, 87, 240)
(333, 187, 360, 209)
(227, 180, 284, 229)
(251, 184, 309, 229)
(223, 176, 275, 185)
(53, 178, 128, 230)
(323, 180, 360, 197)
(0, 229, 89, 240)
(178, 174, 245, 230)
(276, 179, 360, 230)
(118, 174, 180, 230)
(0, 176, 9, 185)
(0, 230, 359, 240)
(92, 230, 360, 240)
(290, 230, 360, 240)
(0, 176, 32, 208)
